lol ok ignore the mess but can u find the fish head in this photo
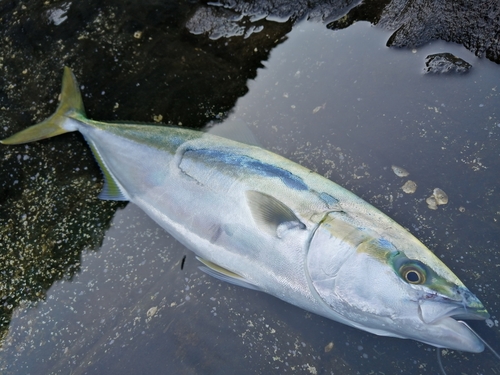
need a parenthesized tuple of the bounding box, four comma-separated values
(306, 213, 489, 352)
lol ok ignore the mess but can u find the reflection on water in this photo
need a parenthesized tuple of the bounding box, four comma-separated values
(1, 16, 500, 375)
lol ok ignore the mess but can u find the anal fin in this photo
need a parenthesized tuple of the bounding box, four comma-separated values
(87, 141, 130, 201)
(196, 257, 260, 291)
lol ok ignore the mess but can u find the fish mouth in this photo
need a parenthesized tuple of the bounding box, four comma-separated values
(416, 288, 489, 352)
(418, 287, 489, 325)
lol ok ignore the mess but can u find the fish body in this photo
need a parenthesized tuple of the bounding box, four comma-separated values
(1, 68, 489, 352)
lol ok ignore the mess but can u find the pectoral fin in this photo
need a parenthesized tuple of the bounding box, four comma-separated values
(197, 257, 260, 291)
(245, 190, 305, 236)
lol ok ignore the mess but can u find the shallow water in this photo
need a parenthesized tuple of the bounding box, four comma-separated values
(1, 16, 500, 375)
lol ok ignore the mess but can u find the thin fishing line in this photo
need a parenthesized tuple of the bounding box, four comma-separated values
(436, 348, 447, 375)
(436, 321, 499, 375)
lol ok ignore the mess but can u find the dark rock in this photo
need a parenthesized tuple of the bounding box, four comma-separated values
(326, 0, 500, 64)
(424, 53, 472, 74)
(380, 0, 500, 63)
(213, 0, 362, 23)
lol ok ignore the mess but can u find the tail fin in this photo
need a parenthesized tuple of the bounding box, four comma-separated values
(1, 67, 86, 145)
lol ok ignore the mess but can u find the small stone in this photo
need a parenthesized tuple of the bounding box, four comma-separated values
(147, 306, 158, 318)
(391, 165, 409, 177)
(433, 188, 448, 205)
(402, 180, 417, 194)
(324, 342, 334, 353)
(426, 196, 438, 210)
(458, 206, 465, 212)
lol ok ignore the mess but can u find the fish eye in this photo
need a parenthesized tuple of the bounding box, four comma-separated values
(399, 264, 426, 285)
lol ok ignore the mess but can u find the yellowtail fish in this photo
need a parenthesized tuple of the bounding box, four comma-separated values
(1, 68, 489, 352)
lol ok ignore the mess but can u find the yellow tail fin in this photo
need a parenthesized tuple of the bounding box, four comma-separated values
(0, 67, 86, 145)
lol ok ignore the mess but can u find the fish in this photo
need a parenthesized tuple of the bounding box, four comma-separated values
(1, 67, 489, 352)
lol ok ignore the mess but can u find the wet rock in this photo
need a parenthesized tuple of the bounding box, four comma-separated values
(186, 6, 264, 40)
(214, 0, 362, 23)
(380, 0, 500, 63)
(326, 0, 500, 64)
(424, 53, 472, 74)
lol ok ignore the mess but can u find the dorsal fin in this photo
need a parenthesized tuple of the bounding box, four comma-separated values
(245, 190, 305, 236)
